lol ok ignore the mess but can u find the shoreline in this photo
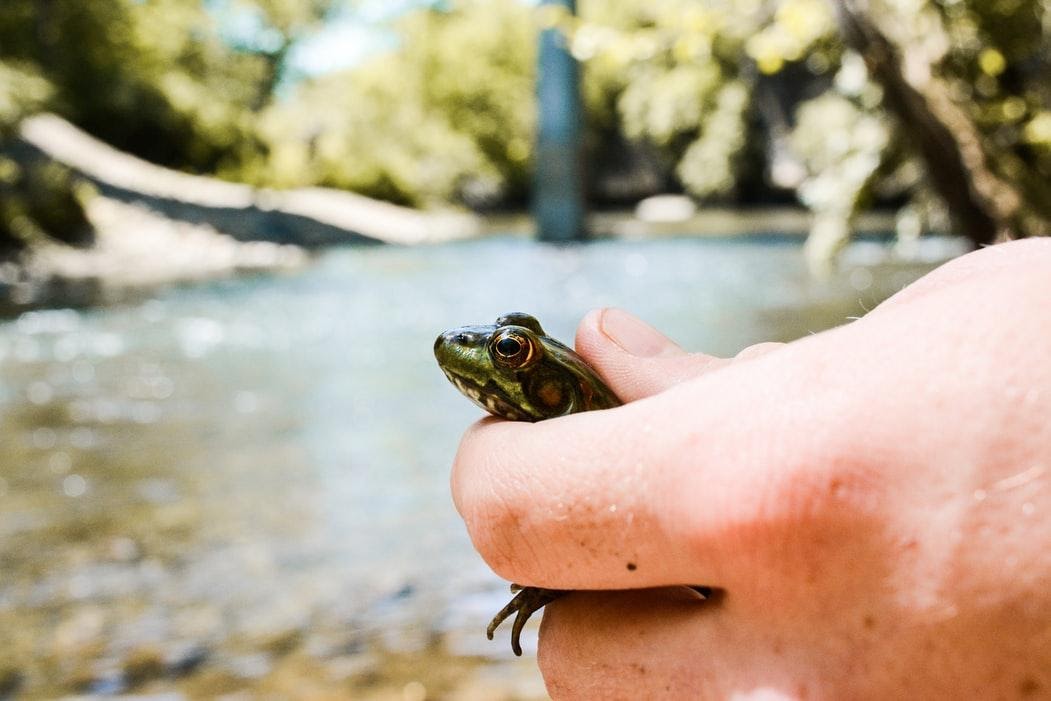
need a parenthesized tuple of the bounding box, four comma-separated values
(1, 198, 933, 316)
(4, 114, 927, 314)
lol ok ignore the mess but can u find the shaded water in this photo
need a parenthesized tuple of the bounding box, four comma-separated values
(0, 236, 961, 698)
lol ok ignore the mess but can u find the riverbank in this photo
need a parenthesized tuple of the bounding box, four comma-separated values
(20, 114, 482, 248)
(0, 198, 912, 315)
(1, 196, 309, 312)
(4, 113, 916, 313)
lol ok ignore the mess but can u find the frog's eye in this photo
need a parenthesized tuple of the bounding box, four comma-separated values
(496, 336, 522, 357)
(490, 329, 536, 369)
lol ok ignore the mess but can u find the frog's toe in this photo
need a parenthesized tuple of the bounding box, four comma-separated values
(487, 585, 565, 656)
(486, 588, 524, 642)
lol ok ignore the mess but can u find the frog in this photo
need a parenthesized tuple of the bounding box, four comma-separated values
(434, 312, 622, 655)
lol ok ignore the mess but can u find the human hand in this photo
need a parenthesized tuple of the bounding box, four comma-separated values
(451, 239, 1051, 698)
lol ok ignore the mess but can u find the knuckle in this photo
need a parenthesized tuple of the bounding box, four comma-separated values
(710, 428, 890, 589)
(759, 443, 889, 573)
(463, 486, 534, 580)
(453, 436, 546, 581)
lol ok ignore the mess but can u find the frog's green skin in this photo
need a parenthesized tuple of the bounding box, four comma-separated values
(434, 312, 621, 656)
(434, 311, 621, 422)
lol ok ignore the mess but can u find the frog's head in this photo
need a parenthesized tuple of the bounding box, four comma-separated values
(434, 312, 578, 422)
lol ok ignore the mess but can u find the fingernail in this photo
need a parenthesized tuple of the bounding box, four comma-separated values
(599, 308, 679, 357)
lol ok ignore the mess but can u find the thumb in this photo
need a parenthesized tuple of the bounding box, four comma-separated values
(575, 308, 726, 402)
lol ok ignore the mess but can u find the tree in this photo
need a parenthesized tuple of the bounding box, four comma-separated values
(0, 63, 91, 253)
(256, 0, 536, 206)
(0, 0, 277, 174)
(833, 0, 1051, 246)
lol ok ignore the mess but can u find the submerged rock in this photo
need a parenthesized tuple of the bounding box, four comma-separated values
(0, 667, 23, 699)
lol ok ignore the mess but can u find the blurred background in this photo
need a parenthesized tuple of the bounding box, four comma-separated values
(0, 0, 1048, 698)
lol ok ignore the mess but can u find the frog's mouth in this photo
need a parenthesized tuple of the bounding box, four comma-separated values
(442, 370, 528, 421)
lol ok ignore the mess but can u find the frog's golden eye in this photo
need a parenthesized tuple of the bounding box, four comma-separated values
(490, 329, 536, 369)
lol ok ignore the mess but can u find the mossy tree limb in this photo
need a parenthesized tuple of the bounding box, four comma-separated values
(833, 0, 1048, 245)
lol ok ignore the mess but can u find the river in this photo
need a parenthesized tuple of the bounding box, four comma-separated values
(0, 235, 964, 699)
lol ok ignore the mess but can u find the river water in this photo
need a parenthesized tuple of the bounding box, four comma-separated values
(0, 235, 963, 698)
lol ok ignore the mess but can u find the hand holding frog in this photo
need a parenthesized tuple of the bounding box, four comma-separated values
(451, 239, 1051, 698)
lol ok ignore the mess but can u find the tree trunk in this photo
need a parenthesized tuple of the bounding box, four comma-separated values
(833, 0, 1024, 245)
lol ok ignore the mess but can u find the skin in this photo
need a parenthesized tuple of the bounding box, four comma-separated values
(450, 239, 1051, 698)
(434, 312, 621, 654)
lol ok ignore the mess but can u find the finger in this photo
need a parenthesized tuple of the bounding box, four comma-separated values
(573, 308, 728, 401)
(538, 588, 811, 700)
(539, 588, 719, 699)
(538, 585, 1033, 699)
(451, 406, 727, 591)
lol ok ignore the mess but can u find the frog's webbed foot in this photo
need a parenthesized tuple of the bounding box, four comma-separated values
(487, 584, 565, 656)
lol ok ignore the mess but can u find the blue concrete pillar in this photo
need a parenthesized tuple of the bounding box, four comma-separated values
(534, 0, 586, 242)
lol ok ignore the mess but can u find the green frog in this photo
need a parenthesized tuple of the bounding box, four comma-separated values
(434, 312, 622, 655)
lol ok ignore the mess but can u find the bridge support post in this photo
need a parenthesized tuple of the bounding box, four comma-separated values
(534, 0, 586, 242)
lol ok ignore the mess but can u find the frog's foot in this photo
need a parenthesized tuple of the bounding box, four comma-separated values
(487, 584, 565, 656)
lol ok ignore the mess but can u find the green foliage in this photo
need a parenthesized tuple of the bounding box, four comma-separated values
(0, 0, 334, 253)
(216, 0, 336, 99)
(569, 0, 839, 200)
(790, 0, 1051, 252)
(0, 0, 281, 174)
(0, 144, 93, 253)
(0, 61, 91, 254)
(676, 81, 750, 197)
(0, 0, 1049, 255)
(256, 0, 536, 206)
(0, 62, 51, 136)
(940, 0, 1051, 226)
(252, 0, 839, 206)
